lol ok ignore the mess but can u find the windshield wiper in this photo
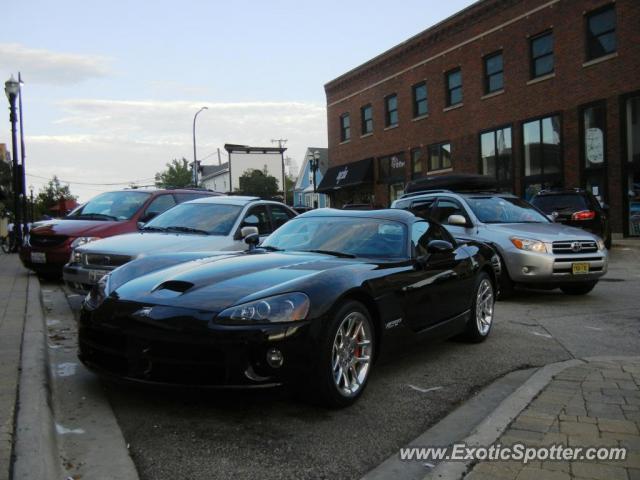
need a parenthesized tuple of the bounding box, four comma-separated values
(260, 245, 283, 251)
(141, 225, 167, 232)
(165, 226, 209, 235)
(302, 249, 356, 258)
(72, 213, 119, 221)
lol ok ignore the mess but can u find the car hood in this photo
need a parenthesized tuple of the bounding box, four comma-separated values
(483, 222, 600, 242)
(30, 219, 125, 237)
(78, 232, 238, 257)
(112, 251, 368, 312)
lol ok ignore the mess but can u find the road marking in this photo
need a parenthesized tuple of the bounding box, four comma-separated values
(531, 332, 553, 339)
(408, 385, 443, 394)
(55, 423, 85, 435)
(56, 362, 77, 377)
(585, 326, 604, 331)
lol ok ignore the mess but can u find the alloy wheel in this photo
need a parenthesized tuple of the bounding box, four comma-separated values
(475, 278, 494, 336)
(331, 311, 373, 397)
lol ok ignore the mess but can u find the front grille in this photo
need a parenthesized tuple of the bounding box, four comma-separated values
(29, 234, 68, 248)
(84, 253, 131, 268)
(552, 240, 598, 254)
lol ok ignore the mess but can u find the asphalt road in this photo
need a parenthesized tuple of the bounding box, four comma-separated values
(60, 247, 640, 480)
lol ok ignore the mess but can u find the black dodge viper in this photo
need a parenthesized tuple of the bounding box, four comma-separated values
(80, 208, 500, 407)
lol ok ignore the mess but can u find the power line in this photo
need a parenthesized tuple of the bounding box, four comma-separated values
(26, 172, 156, 186)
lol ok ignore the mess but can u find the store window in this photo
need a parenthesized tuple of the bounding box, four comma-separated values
(480, 126, 512, 191)
(484, 52, 503, 94)
(581, 102, 607, 205)
(411, 148, 424, 179)
(530, 31, 554, 78)
(429, 143, 452, 171)
(624, 96, 640, 236)
(586, 4, 616, 61)
(361, 104, 373, 135)
(340, 113, 351, 142)
(522, 115, 562, 199)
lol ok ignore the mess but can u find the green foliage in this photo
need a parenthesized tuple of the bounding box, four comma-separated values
(236, 168, 279, 198)
(34, 176, 76, 218)
(0, 158, 12, 216)
(155, 158, 192, 188)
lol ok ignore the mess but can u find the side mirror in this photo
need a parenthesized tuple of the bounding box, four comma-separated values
(241, 226, 260, 251)
(137, 221, 145, 230)
(547, 212, 558, 222)
(447, 214, 469, 227)
(427, 239, 454, 254)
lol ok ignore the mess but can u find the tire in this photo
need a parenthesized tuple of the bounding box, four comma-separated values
(604, 234, 612, 250)
(498, 268, 515, 300)
(463, 272, 495, 343)
(310, 300, 375, 408)
(560, 281, 597, 295)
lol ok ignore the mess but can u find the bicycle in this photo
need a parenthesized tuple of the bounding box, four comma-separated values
(1, 231, 17, 253)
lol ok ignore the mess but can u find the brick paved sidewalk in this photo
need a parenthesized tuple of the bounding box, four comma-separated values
(465, 359, 640, 480)
(0, 254, 29, 480)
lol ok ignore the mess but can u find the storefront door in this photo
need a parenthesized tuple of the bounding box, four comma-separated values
(624, 96, 640, 236)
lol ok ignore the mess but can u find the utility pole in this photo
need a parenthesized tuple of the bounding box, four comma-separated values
(18, 73, 27, 236)
(271, 138, 287, 204)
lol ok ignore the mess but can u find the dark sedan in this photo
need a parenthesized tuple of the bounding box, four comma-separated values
(79, 209, 499, 407)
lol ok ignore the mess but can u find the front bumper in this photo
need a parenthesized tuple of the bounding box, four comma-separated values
(503, 249, 608, 284)
(20, 245, 71, 274)
(63, 263, 112, 294)
(78, 300, 317, 387)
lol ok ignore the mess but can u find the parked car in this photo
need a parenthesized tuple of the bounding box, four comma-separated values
(392, 190, 608, 296)
(341, 203, 383, 210)
(530, 189, 612, 249)
(79, 208, 499, 407)
(21, 188, 220, 277)
(63, 196, 297, 293)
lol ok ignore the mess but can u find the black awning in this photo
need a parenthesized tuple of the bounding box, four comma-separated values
(317, 158, 373, 193)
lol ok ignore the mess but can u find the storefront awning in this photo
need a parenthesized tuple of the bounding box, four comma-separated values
(317, 158, 373, 193)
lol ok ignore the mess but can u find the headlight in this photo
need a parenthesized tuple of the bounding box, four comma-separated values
(510, 237, 548, 253)
(70, 236, 101, 249)
(215, 292, 310, 325)
(69, 249, 83, 264)
(596, 238, 605, 251)
(83, 273, 111, 310)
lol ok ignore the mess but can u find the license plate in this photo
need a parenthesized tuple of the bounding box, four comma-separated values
(572, 262, 590, 275)
(89, 269, 110, 283)
(30, 252, 46, 264)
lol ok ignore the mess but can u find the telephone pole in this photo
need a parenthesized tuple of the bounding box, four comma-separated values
(271, 138, 287, 204)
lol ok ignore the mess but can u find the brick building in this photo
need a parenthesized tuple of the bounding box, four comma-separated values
(321, 0, 640, 237)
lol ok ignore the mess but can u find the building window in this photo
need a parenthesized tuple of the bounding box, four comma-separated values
(530, 31, 554, 78)
(586, 4, 616, 60)
(581, 102, 607, 204)
(412, 82, 428, 117)
(522, 115, 562, 199)
(484, 52, 503, 94)
(480, 126, 512, 191)
(340, 113, 350, 142)
(411, 148, 423, 178)
(445, 69, 462, 106)
(385, 94, 398, 127)
(429, 143, 452, 171)
(361, 104, 373, 135)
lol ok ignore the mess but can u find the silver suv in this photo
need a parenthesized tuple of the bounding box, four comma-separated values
(391, 191, 608, 296)
(63, 196, 297, 293)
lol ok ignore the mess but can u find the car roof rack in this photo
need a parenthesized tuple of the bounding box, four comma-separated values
(399, 189, 452, 199)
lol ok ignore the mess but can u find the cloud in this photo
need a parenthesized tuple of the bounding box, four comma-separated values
(0, 43, 111, 85)
(25, 99, 327, 201)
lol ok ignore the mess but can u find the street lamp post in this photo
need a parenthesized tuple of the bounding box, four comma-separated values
(5, 75, 21, 250)
(192, 106, 208, 188)
(29, 185, 34, 223)
(307, 150, 321, 209)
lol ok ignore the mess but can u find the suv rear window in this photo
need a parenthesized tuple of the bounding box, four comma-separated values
(531, 194, 589, 214)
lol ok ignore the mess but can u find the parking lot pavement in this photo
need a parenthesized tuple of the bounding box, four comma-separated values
(55, 247, 640, 480)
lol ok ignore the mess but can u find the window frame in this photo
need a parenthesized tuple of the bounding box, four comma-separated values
(360, 104, 373, 135)
(445, 68, 463, 107)
(530, 30, 554, 79)
(478, 124, 514, 192)
(410, 147, 424, 179)
(428, 142, 452, 172)
(579, 99, 608, 204)
(385, 94, 398, 127)
(339, 113, 351, 142)
(585, 3, 617, 61)
(483, 51, 504, 94)
(412, 81, 428, 118)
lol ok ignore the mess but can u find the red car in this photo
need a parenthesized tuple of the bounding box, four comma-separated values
(21, 188, 220, 277)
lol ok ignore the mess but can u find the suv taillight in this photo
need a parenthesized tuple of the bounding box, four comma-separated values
(571, 210, 596, 221)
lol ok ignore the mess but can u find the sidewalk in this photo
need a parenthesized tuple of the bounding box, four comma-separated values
(0, 254, 28, 480)
(463, 359, 640, 480)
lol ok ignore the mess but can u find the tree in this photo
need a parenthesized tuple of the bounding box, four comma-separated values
(236, 167, 279, 198)
(155, 158, 192, 188)
(34, 176, 76, 218)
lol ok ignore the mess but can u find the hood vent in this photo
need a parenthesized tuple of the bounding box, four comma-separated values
(153, 280, 194, 294)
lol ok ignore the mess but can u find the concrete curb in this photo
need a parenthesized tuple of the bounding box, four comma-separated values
(426, 358, 585, 480)
(12, 275, 65, 479)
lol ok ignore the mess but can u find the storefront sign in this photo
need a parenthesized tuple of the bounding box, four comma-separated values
(586, 128, 604, 164)
(336, 166, 349, 184)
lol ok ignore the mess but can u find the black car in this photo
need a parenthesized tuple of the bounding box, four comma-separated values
(79, 209, 499, 407)
(530, 189, 611, 248)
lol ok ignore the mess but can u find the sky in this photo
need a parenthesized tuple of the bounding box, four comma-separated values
(1, 0, 475, 202)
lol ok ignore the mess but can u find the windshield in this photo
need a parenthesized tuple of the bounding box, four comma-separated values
(67, 191, 151, 221)
(466, 196, 549, 224)
(262, 217, 407, 259)
(143, 203, 242, 235)
(531, 194, 589, 214)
